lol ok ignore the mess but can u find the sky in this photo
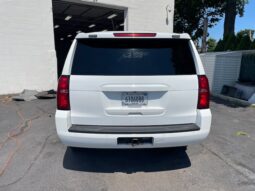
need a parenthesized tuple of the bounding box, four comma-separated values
(209, 0, 255, 40)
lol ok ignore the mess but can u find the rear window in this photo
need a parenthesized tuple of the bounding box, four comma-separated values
(71, 38, 196, 75)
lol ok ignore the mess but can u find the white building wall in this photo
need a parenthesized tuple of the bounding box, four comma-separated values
(200, 53, 216, 91)
(201, 52, 243, 94)
(213, 53, 242, 94)
(70, 0, 175, 33)
(0, 0, 174, 95)
(0, 0, 57, 95)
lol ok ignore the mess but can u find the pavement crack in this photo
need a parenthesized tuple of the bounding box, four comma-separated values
(0, 133, 54, 188)
(36, 106, 55, 116)
(0, 113, 42, 177)
(201, 144, 255, 183)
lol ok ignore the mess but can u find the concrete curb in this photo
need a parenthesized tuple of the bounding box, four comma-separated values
(212, 94, 255, 108)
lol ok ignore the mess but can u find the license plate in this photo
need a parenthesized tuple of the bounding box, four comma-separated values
(122, 92, 148, 106)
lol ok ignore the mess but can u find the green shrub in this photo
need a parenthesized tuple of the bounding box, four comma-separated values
(214, 39, 224, 51)
(251, 40, 255, 49)
(236, 35, 252, 50)
(214, 30, 254, 52)
(224, 34, 236, 51)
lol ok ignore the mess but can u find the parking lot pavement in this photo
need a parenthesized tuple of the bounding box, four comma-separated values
(0, 97, 255, 191)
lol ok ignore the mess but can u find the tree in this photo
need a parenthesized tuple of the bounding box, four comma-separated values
(214, 35, 236, 52)
(252, 40, 255, 49)
(224, 34, 237, 50)
(222, 0, 248, 37)
(207, 38, 217, 52)
(215, 29, 254, 51)
(174, 0, 202, 39)
(174, 0, 223, 40)
(174, 0, 249, 40)
(236, 29, 254, 41)
(236, 29, 254, 50)
(223, 0, 237, 37)
(215, 39, 225, 51)
(237, 36, 252, 50)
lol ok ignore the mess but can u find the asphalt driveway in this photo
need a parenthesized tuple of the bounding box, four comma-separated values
(0, 96, 254, 191)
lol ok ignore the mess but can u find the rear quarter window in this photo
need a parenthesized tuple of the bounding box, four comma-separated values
(71, 38, 196, 76)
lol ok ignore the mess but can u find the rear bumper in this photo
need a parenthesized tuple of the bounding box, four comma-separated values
(57, 130, 209, 149)
(68, 124, 200, 134)
(55, 109, 211, 149)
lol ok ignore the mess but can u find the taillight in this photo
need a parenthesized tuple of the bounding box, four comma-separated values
(197, 75, 210, 109)
(57, 75, 70, 110)
(113, 33, 157, 37)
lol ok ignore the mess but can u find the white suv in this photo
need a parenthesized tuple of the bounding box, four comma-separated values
(55, 32, 211, 149)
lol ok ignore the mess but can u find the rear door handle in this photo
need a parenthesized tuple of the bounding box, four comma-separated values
(128, 112, 143, 116)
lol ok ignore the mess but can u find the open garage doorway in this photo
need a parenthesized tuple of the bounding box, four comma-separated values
(52, 0, 125, 76)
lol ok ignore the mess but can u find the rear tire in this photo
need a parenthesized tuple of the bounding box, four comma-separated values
(173, 146, 187, 151)
(180, 146, 187, 151)
(69, 147, 83, 152)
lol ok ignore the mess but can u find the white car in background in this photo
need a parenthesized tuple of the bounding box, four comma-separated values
(55, 32, 212, 149)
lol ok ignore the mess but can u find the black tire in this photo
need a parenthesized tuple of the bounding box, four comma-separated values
(171, 146, 187, 152)
(177, 146, 187, 151)
(69, 146, 83, 152)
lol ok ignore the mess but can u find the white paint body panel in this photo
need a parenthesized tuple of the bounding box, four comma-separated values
(69, 75, 198, 126)
(56, 109, 211, 148)
(56, 32, 212, 148)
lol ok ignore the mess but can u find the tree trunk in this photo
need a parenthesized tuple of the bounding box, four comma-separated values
(201, 17, 208, 53)
(224, 0, 237, 37)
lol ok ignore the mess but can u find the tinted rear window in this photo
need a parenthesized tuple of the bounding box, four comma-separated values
(71, 39, 196, 75)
